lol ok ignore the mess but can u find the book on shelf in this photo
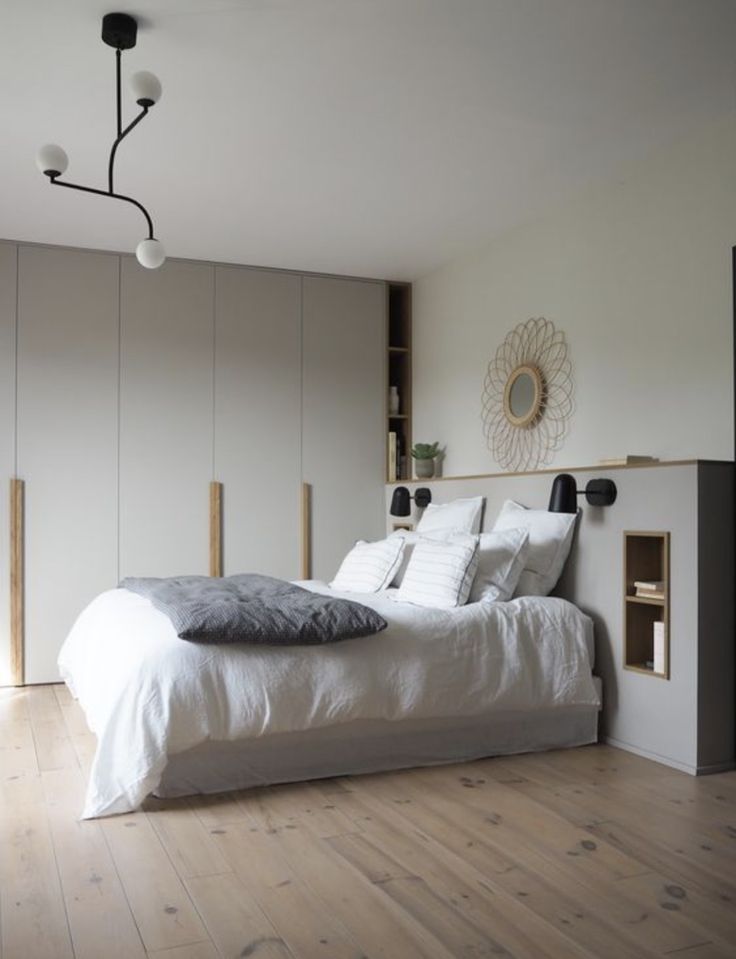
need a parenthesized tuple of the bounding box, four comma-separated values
(599, 455, 659, 466)
(634, 580, 664, 591)
(388, 431, 397, 483)
(653, 621, 666, 674)
(633, 579, 664, 600)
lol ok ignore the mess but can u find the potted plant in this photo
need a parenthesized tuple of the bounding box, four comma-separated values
(411, 441, 440, 479)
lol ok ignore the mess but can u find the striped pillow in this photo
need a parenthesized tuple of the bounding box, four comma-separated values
(330, 537, 406, 593)
(391, 533, 479, 608)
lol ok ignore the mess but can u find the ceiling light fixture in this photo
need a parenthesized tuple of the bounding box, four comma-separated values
(36, 13, 165, 269)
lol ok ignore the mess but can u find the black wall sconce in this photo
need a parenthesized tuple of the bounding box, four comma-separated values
(390, 486, 432, 517)
(548, 473, 617, 513)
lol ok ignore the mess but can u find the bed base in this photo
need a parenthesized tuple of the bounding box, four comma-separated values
(156, 680, 601, 799)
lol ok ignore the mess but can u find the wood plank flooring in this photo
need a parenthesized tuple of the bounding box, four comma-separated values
(1, 684, 735, 959)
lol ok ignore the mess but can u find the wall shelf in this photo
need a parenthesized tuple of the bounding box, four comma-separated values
(625, 594, 665, 607)
(387, 283, 412, 482)
(623, 531, 670, 679)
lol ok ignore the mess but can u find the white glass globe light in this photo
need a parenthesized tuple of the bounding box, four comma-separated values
(130, 71, 162, 107)
(36, 143, 68, 177)
(136, 238, 166, 270)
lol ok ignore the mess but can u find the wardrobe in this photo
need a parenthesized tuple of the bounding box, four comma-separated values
(0, 241, 387, 684)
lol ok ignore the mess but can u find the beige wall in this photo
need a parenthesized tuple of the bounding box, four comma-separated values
(413, 118, 736, 476)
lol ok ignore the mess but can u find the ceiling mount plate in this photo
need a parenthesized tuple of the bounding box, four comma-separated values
(101, 12, 138, 50)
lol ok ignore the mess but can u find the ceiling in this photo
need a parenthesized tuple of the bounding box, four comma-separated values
(2, 0, 735, 280)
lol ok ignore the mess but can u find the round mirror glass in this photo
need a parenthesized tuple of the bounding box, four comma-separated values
(503, 363, 543, 428)
(508, 372, 536, 419)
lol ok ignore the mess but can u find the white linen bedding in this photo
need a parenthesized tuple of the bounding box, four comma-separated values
(58, 581, 600, 818)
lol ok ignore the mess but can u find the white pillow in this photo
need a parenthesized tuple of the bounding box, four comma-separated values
(415, 496, 484, 535)
(330, 537, 405, 593)
(388, 527, 457, 586)
(392, 532, 479, 608)
(468, 527, 530, 604)
(492, 500, 576, 596)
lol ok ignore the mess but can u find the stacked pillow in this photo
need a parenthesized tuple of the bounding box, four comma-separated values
(330, 536, 405, 593)
(492, 500, 576, 596)
(390, 531, 480, 609)
(415, 495, 484, 535)
(329, 495, 576, 608)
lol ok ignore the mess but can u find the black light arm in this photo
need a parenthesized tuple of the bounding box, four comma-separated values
(390, 486, 432, 517)
(108, 106, 149, 195)
(548, 473, 617, 513)
(49, 177, 155, 240)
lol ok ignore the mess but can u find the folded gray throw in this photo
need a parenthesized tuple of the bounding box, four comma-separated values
(119, 573, 387, 646)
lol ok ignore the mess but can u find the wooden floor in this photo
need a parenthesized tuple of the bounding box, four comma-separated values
(1, 686, 736, 959)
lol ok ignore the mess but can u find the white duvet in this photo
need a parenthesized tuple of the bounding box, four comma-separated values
(58, 582, 600, 818)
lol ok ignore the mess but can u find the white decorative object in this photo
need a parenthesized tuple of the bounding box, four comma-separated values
(389, 386, 400, 415)
(653, 621, 666, 674)
(481, 317, 573, 471)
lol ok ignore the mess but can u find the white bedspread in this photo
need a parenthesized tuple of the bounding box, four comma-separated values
(58, 582, 599, 818)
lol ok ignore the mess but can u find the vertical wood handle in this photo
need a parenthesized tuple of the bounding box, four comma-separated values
(301, 482, 311, 580)
(10, 478, 24, 686)
(209, 481, 223, 577)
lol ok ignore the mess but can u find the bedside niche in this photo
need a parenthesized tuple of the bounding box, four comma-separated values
(624, 531, 670, 679)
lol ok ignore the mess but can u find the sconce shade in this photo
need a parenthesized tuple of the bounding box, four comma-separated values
(548, 473, 578, 513)
(390, 486, 411, 516)
(549, 473, 617, 512)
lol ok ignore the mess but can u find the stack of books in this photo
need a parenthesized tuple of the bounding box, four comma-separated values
(633, 579, 665, 600)
(388, 432, 398, 483)
(388, 432, 405, 483)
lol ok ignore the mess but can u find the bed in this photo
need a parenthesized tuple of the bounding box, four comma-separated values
(59, 579, 600, 819)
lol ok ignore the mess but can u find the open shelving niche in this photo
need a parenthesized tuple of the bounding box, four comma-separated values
(623, 530, 670, 679)
(387, 282, 412, 482)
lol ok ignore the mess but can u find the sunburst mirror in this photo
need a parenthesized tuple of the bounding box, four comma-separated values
(481, 317, 573, 471)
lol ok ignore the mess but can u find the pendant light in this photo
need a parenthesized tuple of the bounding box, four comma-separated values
(36, 13, 165, 269)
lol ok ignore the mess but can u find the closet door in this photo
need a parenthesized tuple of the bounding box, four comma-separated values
(119, 258, 214, 578)
(302, 276, 386, 581)
(16, 246, 119, 683)
(0, 243, 17, 684)
(214, 267, 301, 579)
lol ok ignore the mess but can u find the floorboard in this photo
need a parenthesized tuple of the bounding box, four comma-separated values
(1, 684, 735, 959)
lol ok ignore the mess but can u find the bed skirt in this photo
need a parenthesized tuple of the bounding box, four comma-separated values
(155, 676, 602, 798)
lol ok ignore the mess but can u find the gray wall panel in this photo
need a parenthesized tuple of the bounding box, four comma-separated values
(17, 246, 119, 683)
(214, 266, 301, 579)
(303, 276, 386, 580)
(119, 257, 214, 578)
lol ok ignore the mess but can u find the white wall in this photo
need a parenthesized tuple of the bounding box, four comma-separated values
(413, 118, 736, 476)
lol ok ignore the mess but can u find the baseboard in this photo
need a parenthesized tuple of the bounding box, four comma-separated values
(605, 736, 735, 775)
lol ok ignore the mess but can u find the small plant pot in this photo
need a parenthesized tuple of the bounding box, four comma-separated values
(414, 458, 435, 479)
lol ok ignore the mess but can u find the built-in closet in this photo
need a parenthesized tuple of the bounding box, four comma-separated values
(1, 240, 388, 684)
